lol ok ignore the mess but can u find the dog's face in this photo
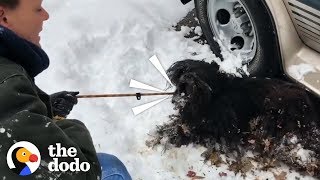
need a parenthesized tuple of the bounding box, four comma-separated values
(167, 60, 219, 125)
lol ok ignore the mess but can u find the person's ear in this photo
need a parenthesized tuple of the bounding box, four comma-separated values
(0, 7, 9, 28)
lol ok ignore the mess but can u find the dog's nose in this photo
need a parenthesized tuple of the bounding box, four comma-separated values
(177, 83, 186, 94)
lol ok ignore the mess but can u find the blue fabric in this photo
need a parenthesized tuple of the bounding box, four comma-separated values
(0, 26, 49, 78)
(97, 153, 132, 180)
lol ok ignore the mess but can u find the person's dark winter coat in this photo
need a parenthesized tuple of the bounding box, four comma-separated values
(0, 26, 101, 179)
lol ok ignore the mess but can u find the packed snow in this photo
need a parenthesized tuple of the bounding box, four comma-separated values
(0, 128, 5, 134)
(38, 0, 315, 179)
(288, 63, 316, 81)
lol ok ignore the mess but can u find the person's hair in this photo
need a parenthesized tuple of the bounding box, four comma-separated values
(0, 0, 19, 9)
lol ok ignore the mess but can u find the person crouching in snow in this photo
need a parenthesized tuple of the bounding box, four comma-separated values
(0, 0, 131, 179)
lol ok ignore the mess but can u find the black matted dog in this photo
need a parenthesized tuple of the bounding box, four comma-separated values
(157, 59, 320, 177)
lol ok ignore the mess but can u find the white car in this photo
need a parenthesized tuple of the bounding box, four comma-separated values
(181, 0, 320, 96)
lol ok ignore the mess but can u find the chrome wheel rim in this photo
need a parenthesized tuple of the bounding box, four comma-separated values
(207, 0, 257, 63)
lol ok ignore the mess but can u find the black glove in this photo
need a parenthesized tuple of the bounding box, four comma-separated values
(50, 91, 79, 117)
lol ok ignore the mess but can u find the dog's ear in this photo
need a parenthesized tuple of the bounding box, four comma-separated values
(167, 59, 200, 85)
(167, 61, 187, 86)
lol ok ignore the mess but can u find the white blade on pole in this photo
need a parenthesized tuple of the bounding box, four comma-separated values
(129, 79, 165, 92)
(132, 96, 169, 115)
(149, 55, 174, 86)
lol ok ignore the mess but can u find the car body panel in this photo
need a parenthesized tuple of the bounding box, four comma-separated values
(264, 0, 320, 95)
(285, 0, 320, 52)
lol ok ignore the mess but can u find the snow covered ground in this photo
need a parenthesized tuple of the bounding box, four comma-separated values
(38, 0, 315, 179)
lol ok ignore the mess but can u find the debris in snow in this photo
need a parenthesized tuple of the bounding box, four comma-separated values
(45, 122, 51, 127)
(151, 88, 320, 178)
(273, 171, 287, 180)
(191, 176, 205, 179)
(186, 170, 205, 179)
(174, 9, 199, 32)
(294, 146, 314, 164)
(186, 170, 196, 177)
(203, 150, 224, 167)
(0, 128, 5, 133)
(288, 64, 316, 81)
(229, 158, 254, 174)
(289, 135, 298, 144)
(248, 139, 255, 144)
(7, 132, 11, 138)
(174, 9, 208, 45)
(218, 172, 227, 177)
(263, 138, 271, 152)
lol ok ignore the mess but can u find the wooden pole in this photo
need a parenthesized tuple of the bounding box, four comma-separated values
(77, 92, 174, 99)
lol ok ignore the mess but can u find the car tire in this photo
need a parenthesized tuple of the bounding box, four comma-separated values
(195, 0, 282, 77)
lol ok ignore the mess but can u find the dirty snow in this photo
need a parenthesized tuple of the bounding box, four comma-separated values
(0, 128, 5, 134)
(290, 135, 298, 144)
(6, 133, 11, 138)
(36, 0, 315, 179)
(296, 148, 314, 164)
(45, 122, 51, 128)
(288, 63, 316, 81)
(194, 26, 202, 36)
(213, 33, 249, 76)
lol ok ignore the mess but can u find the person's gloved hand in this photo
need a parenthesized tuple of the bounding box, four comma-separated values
(50, 91, 79, 118)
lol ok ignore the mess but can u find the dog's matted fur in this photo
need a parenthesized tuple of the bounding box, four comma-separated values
(152, 59, 320, 177)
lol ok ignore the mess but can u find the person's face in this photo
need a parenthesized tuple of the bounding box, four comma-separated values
(0, 0, 49, 47)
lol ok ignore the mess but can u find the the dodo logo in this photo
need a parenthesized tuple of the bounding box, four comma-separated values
(6, 141, 41, 176)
